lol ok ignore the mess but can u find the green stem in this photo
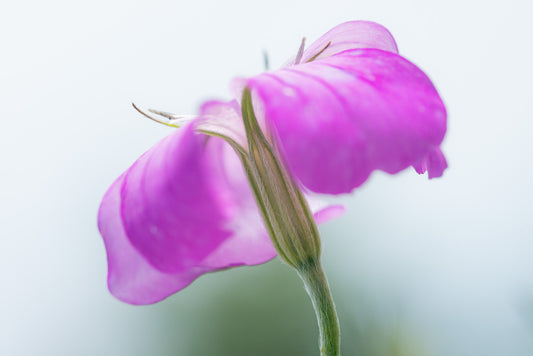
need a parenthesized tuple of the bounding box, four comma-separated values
(237, 88, 340, 355)
(297, 259, 341, 356)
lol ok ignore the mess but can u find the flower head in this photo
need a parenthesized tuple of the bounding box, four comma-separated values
(98, 21, 447, 304)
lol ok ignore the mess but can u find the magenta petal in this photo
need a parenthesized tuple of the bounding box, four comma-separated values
(247, 48, 447, 194)
(298, 21, 398, 64)
(98, 124, 276, 304)
(98, 114, 343, 304)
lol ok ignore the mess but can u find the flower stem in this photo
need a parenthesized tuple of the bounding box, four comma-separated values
(238, 88, 341, 355)
(297, 259, 340, 356)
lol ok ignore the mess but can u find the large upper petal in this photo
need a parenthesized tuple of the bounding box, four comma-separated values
(246, 48, 447, 194)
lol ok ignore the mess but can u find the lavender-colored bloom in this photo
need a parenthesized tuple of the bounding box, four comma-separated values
(98, 21, 447, 304)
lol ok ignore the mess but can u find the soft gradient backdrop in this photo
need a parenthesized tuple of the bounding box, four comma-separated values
(1, 0, 532, 355)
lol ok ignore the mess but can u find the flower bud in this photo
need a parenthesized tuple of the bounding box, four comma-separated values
(239, 88, 321, 269)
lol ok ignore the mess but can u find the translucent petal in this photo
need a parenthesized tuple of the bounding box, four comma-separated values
(284, 21, 398, 67)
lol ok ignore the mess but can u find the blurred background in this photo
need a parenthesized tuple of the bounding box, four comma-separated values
(1, 0, 532, 355)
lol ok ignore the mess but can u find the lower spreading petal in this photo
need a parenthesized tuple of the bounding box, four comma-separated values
(99, 111, 343, 304)
(98, 124, 275, 304)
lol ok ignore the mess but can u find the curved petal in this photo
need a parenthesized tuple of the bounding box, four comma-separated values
(98, 123, 276, 304)
(247, 48, 447, 194)
(285, 21, 398, 66)
(98, 106, 345, 304)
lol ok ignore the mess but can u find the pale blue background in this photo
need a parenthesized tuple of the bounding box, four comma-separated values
(1, 0, 532, 355)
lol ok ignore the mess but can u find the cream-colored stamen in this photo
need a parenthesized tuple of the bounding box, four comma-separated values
(132, 103, 195, 128)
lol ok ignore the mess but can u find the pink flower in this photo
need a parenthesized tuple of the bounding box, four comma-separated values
(98, 21, 447, 304)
